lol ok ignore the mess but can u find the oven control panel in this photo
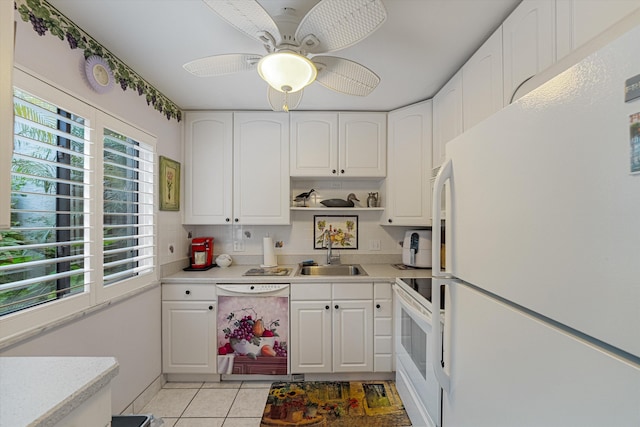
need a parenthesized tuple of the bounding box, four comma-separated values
(216, 283, 289, 294)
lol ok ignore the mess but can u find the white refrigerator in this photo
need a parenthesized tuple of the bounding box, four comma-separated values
(430, 22, 640, 427)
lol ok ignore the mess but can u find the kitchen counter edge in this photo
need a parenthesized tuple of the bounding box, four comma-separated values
(161, 264, 432, 284)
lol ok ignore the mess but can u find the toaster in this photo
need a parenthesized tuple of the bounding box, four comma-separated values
(402, 229, 432, 268)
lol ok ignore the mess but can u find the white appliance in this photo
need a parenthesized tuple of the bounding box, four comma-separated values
(402, 229, 432, 268)
(216, 283, 290, 380)
(393, 278, 443, 427)
(430, 24, 640, 427)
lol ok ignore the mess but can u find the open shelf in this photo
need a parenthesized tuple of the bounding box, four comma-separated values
(290, 207, 384, 211)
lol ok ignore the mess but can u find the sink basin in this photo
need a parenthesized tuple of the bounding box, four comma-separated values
(296, 264, 367, 276)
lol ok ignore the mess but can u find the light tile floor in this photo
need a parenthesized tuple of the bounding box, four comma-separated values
(139, 381, 272, 427)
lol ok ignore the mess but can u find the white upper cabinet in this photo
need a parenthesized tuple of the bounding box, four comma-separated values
(338, 113, 386, 177)
(184, 112, 290, 225)
(556, 0, 640, 60)
(463, 27, 504, 131)
(433, 70, 463, 172)
(290, 112, 338, 176)
(233, 112, 290, 225)
(183, 112, 233, 225)
(386, 101, 433, 226)
(290, 112, 386, 177)
(503, 0, 556, 104)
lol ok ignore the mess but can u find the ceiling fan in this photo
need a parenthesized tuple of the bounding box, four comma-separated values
(184, 0, 387, 111)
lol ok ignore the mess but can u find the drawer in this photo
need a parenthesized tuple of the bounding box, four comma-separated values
(374, 299, 392, 317)
(374, 336, 393, 354)
(291, 283, 331, 300)
(375, 317, 393, 336)
(374, 354, 393, 372)
(162, 284, 216, 300)
(332, 282, 373, 299)
(374, 282, 393, 299)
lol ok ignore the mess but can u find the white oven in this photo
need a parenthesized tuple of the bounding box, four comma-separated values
(394, 278, 443, 427)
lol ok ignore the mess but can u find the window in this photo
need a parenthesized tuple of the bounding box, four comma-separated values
(0, 69, 156, 338)
(102, 127, 154, 286)
(0, 89, 90, 316)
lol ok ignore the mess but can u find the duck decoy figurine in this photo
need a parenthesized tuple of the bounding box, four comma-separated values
(320, 193, 360, 207)
(294, 189, 315, 207)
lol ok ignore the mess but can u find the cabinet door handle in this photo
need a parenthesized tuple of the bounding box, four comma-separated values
(334, 304, 339, 309)
(332, 169, 337, 174)
(234, 218, 239, 222)
(208, 305, 213, 310)
(185, 290, 191, 295)
(340, 169, 345, 174)
(376, 304, 381, 309)
(388, 218, 392, 223)
(325, 305, 330, 310)
(225, 218, 230, 222)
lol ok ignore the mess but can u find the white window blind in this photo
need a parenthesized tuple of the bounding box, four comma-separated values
(0, 88, 92, 316)
(102, 128, 155, 286)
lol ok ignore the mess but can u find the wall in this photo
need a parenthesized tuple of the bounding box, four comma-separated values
(1, 11, 185, 413)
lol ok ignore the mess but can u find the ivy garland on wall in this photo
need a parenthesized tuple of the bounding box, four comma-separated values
(15, 0, 182, 122)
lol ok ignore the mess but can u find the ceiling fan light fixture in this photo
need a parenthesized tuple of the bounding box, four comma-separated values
(257, 52, 317, 93)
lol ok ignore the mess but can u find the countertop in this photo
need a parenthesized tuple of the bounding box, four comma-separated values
(0, 357, 119, 427)
(162, 263, 432, 284)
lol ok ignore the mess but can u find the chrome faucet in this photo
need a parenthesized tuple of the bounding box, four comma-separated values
(323, 229, 339, 265)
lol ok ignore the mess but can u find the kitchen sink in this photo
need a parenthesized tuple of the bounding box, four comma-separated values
(296, 264, 367, 276)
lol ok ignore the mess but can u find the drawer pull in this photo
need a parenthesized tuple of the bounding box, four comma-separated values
(325, 305, 330, 310)
(185, 290, 191, 295)
(209, 305, 213, 310)
(334, 304, 339, 309)
(376, 304, 381, 309)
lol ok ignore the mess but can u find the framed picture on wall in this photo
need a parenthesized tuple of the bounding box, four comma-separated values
(313, 215, 359, 249)
(159, 156, 180, 211)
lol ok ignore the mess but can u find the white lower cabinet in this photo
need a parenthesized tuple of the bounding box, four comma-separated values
(162, 284, 217, 374)
(290, 282, 373, 374)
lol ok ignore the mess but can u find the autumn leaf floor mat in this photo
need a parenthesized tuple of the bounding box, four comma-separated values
(260, 380, 412, 426)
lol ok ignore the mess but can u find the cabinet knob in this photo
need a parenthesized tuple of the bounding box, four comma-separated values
(332, 169, 337, 174)
(325, 305, 330, 310)
(234, 218, 239, 222)
(334, 304, 339, 309)
(225, 218, 230, 222)
(376, 304, 381, 309)
(185, 290, 191, 295)
(209, 305, 213, 310)
(388, 218, 393, 223)
(250, 285, 255, 290)
(340, 169, 345, 174)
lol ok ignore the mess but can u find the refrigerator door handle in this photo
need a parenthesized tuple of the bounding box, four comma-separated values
(432, 159, 452, 278)
(432, 278, 451, 392)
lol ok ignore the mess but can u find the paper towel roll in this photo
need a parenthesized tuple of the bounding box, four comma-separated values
(261, 236, 277, 267)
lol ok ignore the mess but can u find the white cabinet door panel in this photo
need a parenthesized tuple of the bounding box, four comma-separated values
(291, 301, 332, 373)
(333, 300, 373, 372)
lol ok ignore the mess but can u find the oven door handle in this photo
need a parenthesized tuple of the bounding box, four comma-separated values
(392, 284, 432, 323)
(432, 278, 451, 392)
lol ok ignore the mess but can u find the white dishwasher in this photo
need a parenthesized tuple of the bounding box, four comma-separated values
(215, 283, 290, 380)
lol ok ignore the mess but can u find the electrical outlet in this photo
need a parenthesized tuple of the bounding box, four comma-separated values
(233, 241, 245, 252)
(330, 181, 342, 189)
(369, 239, 381, 251)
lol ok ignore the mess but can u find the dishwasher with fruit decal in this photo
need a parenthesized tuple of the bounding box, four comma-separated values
(216, 283, 289, 379)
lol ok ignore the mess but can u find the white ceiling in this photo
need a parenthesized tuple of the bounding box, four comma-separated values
(48, 0, 520, 112)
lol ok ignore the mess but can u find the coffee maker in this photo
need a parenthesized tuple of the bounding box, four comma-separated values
(191, 237, 214, 269)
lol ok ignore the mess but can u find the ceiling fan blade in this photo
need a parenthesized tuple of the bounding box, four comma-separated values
(295, 0, 387, 54)
(267, 86, 303, 112)
(202, 0, 281, 48)
(183, 53, 262, 77)
(312, 56, 380, 96)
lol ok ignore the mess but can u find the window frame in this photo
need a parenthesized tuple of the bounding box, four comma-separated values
(0, 68, 158, 343)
